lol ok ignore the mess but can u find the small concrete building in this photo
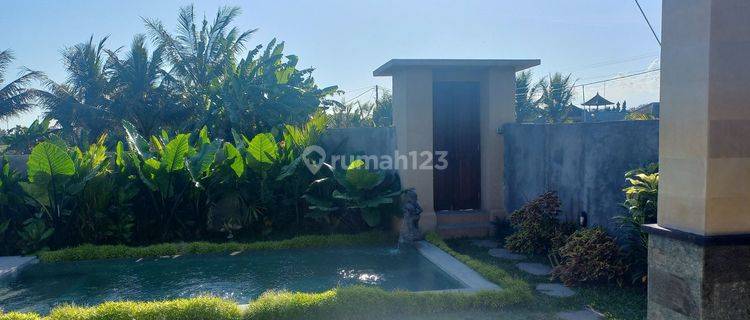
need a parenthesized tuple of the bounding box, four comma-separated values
(374, 59, 539, 236)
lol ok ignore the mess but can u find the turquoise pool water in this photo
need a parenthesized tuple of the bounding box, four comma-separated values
(0, 246, 462, 313)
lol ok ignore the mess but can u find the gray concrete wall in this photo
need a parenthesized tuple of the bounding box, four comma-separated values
(319, 127, 397, 169)
(503, 120, 659, 237)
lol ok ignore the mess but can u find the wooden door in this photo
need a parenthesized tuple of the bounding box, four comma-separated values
(433, 81, 481, 211)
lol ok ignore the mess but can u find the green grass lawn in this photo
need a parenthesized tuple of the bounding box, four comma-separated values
(445, 238, 647, 320)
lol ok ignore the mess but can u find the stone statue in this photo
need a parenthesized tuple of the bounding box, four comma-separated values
(399, 188, 423, 243)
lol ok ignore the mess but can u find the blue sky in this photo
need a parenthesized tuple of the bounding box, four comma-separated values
(0, 0, 662, 128)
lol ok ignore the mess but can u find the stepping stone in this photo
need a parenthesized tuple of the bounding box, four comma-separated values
(515, 262, 552, 276)
(536, 283, 575, 297)
(556, 309, 603, 320)
(470, 239, 499, 248)
(488, 248, 526, 261)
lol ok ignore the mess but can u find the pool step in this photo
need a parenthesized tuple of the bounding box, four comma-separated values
(436, 211, 491, 225)
(435, 211, 492, 238)
(436, 222, 493, 239)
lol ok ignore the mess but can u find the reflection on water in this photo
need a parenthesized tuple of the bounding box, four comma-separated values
(0, 246, 461, 313)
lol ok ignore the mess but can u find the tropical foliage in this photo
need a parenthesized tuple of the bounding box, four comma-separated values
(504, 191, 563, 254)
(0, 6, 404, 255)
(616, 163, 658, 284)
(552, 227, 625, 286)
(0, 115, 401, 254)
(513, 71, 576, 123)
(0, 50, 43, 121)
(8, 5, 337, 151)
(514, 71, 540, 123)
(328, 90, 393, 128)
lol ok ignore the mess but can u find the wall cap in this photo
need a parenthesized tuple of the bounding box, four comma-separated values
(643, 224, 750, 246)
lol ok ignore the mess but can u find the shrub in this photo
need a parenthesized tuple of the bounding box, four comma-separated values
(550, 221, 578, 255)
(616, 163, 658, 285)
(551, 227, 625, 286)
(38, 231, 395, 262)
(245, 286, 527, 320)
(505, 192, 561, 254)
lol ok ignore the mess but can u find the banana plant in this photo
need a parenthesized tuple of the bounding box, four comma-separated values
(304, 159, 401, 229)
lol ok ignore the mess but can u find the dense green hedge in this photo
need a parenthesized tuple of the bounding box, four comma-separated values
(0, 297, 241, 320)
(244, 286, 527, 320)
(38, 232, 395, 262)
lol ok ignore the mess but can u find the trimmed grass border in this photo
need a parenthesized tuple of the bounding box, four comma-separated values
(424, 232, 532, 298)
(1, 286, 532, 320)
(38, 232, 395, 262)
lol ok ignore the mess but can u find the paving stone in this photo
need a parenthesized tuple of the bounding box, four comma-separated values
(470, 239, 499, 248)
(556, 309, 604, 320)
(488, 248, 526, 260)
(515, 262, 552, 276)
(536, 283, 575, 297)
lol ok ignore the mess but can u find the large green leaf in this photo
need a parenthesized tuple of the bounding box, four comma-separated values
(247, 133, 278, 164)
(161, 133, 191, 172)
(275, 66, 295, 84)
(344, 160, 384, 190)
(224, 143, 245, 177)
(122, 120, 150, 158)
(27, 142, 75, 183)
(283, 124, 304, 149)
(115, 141, 126, 169)
(361, 208, 382, 227)
(187, 140, 221, 183)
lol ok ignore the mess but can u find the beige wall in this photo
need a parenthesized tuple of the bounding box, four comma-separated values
(659, 0, 750, 235)
(392, 67, 516, 231)
(484, 68, 516, 218)
(393, 69, 436, 231)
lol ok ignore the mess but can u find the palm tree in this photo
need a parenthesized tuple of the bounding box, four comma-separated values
(144, 5, 255, 97)
(536, 73, 575, 123)
(220, 39, 338, 137)
(144, 5, 257, 134)
(106, 35, 188, 136)
(0, 50, 43, 120)
(37, 36, 113, 142)
(515, 71, 540, 123)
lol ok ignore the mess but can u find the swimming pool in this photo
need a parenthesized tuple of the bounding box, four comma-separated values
(0, 246, 463, 313)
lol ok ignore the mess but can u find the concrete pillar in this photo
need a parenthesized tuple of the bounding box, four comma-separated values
(392, 69, 437, 231)
(647, 0, 750, 318)
(482, 69, 517, 218)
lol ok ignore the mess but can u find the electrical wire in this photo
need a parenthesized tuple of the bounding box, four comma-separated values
(634, 0, 661, 46)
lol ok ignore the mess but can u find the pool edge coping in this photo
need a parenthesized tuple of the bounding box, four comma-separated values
(413, 241, 500, 291)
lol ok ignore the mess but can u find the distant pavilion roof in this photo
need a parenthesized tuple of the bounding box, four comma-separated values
(582, 93, 615, 106)
(373, 59, 541, 76)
